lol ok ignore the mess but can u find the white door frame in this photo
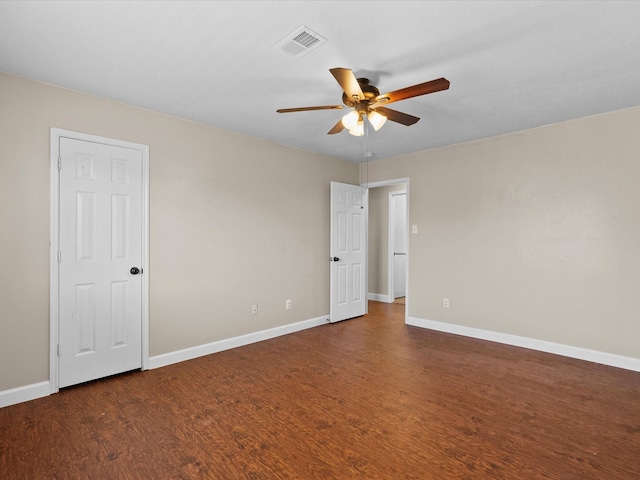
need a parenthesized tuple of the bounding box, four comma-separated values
(49, 128, 150, 393)
(363, 178, 409, 323)
(388, 190, 407, 301)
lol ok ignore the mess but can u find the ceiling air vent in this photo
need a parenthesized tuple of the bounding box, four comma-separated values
(274, 26, 328, 58)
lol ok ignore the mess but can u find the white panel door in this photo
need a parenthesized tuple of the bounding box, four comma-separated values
(392, 193, 407, 298)
(330, 182, 367, 323)
(58, 137, 143, 388)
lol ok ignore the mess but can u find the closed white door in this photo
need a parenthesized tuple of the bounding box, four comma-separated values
(330, 182, 367, 323)
(392, 193, 407, 298)
(58, 137, 143, 388)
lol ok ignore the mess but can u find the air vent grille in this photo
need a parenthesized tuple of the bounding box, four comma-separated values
(292, 31, 320, 49)
(274, 26, 327, 58)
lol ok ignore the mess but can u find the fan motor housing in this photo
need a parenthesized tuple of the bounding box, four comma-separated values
(342, 78, 380, 106)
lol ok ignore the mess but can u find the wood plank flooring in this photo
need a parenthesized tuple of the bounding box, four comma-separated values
(1, 301, 639, 479)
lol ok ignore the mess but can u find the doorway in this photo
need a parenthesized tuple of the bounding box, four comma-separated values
(365, 178, 409, 321)
(390, 192, 407, 302)
(50, 129, 150, 392)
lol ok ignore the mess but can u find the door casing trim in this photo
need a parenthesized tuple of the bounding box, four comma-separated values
(49, 128, 150, 393)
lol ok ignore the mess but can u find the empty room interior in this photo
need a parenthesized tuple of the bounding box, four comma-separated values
(1, 1, 639, 478)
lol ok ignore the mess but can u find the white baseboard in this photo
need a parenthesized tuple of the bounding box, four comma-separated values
(0, 381, 51, 409)
(368, 293, 392, 303)
(1, 316, 330, 408)
(407, 316, 640, 373)
(150, 314, 330, 369)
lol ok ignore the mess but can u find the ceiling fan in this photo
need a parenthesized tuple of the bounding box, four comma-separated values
(277, 68, 450, 136)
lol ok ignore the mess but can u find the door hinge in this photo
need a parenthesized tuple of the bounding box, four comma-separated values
(57, 344, 61, 357)
(58, 251, 62, 263)
(58, 156, 61, 171)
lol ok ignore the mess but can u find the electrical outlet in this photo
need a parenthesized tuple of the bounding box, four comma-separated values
(443, 298, 449, 308)
(412, 224, 418, 234)
(251, 304, 258, 315)
(285, 299, 292, 310)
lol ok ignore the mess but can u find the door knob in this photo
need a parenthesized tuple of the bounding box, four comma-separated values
(130, 267, 140, 275)
(332, 257, 340, 262)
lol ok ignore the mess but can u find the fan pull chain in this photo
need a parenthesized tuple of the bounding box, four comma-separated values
(359, 118, 370, 206)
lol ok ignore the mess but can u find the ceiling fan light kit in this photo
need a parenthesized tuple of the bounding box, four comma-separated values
(341, 110, 360, 130)
(349, 119, 365, 137)
(277, 67, 450, 136)
(341, 110, 387, 136)
(367, 110, 387, 131)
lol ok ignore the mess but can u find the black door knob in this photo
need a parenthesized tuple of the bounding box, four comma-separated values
(333, 257, 340, 262)
(130, 267, 140, 275)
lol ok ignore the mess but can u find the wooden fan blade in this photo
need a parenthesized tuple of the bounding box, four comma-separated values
(371, 77, 450, 108)
(374, 107, 420, 126)
(277, 105, 343, 113)
(330, 68, 365, 102)
(327, 119, 345, 135)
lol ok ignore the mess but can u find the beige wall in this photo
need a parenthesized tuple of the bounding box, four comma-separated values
(3, 68, 640, 394)
(368, 184, 406, 297)
(0, 72, 358, 391)
(367, 106, 640, 359)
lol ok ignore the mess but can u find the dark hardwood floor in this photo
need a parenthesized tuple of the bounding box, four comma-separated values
(1, 301, 639, 479)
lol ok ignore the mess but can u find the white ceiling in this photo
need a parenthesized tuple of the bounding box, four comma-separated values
(1, 1, 640, 163)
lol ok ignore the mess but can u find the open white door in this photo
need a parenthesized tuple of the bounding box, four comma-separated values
(56, 135, 146, 388)
(330, 182, 367, 323)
